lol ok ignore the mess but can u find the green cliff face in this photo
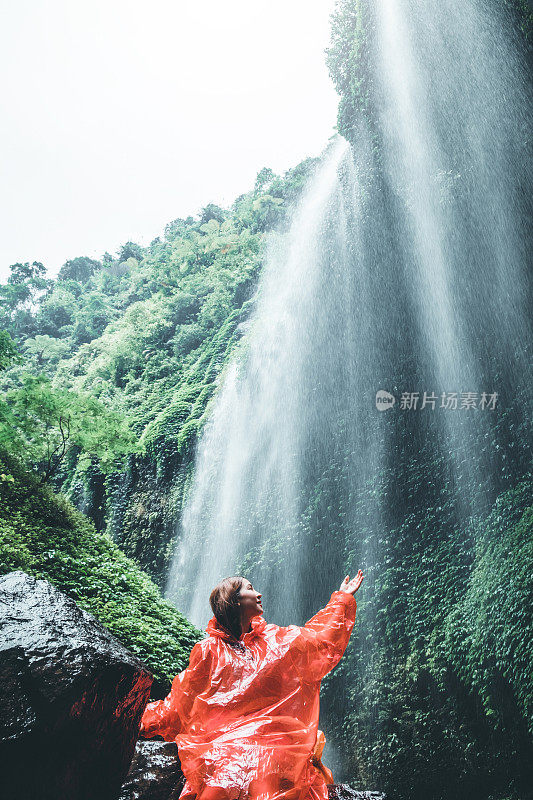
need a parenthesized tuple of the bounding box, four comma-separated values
(330, 477, 533, 799)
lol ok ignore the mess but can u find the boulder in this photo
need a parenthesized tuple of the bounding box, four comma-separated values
(119, 740, 185, 800)
(0, 571, 153, 800)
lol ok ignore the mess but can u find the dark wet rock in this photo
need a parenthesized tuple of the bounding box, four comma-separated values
(328, 785, 388, 800)
(119, 740, 185, 800)
(119, 741, 386, 800)
(0, 571, 153, 800)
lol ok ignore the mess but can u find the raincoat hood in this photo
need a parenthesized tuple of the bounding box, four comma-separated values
(206, 613, 268, 642)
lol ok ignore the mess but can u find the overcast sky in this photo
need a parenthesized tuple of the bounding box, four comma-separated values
(1, 0, 339, 282)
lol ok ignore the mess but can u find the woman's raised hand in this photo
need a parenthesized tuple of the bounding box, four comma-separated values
(339, 570, 364, 595)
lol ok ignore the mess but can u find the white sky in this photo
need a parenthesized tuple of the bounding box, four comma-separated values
(1, 0, 339, 282)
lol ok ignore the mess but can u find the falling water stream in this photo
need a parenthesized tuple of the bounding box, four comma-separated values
(166, 0, 531, 779)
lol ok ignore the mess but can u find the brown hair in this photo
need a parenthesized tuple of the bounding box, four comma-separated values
(209, 576, 245, 640)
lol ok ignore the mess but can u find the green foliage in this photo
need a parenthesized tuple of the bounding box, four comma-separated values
(254, 167, 276, 192)
(71, 290, 117, 345)
(444, 484, 533, 735)
(57, 256, 101, 284)
(0, 261, 53, 338)
(0, 329, 22, 371)
(326, 0, 376, 143)
(0, 372, 137, 482)
(0, 447, 201, 692)
(0, 156, 319, 580)
(22, 334, 69, 367)
(119, 241, 144, 263)
(199, 204, 226, 225)
(335, 476, 533, 800)
(36, 282, 80, 338)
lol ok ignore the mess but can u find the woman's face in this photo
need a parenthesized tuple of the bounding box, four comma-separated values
(238, 579, 263, 618)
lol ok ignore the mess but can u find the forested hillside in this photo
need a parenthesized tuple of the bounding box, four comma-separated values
(0, 159, 319, 582)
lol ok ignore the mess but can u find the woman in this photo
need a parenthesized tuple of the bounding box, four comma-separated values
(140, 570, 364, 800)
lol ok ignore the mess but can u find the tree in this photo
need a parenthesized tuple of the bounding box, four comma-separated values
(199, 204, 226, 225)
(23, 335, 69, 367)
(165, 218, 191, 240)
(57, 256, 100, 284)
(0, 329, 22, 372)
(0, 262, 53, 340)
(7, 261, 48, 287)
(254, 167, 276, 192)
(72, 292, 113, 344)
(251, 195, 284, 232)
(118, 242, 143, 263)
(0, 373, 137, 483)
(35, 284, 79, 337)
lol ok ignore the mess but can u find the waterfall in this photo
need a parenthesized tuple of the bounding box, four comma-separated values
(166, 136, 386, 627)
(166, 0, 531, 778)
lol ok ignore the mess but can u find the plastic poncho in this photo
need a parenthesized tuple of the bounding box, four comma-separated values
(140, 591, 357, 800)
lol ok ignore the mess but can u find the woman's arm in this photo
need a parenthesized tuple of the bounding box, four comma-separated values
(292, 571, 364, 681)
(140, 640, 212, 741)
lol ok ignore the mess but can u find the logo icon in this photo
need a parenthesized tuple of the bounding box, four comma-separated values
(376, 390, 396, 411)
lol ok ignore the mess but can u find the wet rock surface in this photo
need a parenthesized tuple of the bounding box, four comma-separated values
(0, 571, 153, 800)
(119, 740, 185, 800)
(328, 785, 387, 800)
(120, 740, 387, 800)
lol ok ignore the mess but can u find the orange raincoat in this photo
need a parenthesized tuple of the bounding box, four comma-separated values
(140, 590, 357, 800)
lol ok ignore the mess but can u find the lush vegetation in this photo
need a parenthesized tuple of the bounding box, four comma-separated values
(337, 476, 533, 800)
(0, 159, 319, 580)
(0, 446, 201, 695)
